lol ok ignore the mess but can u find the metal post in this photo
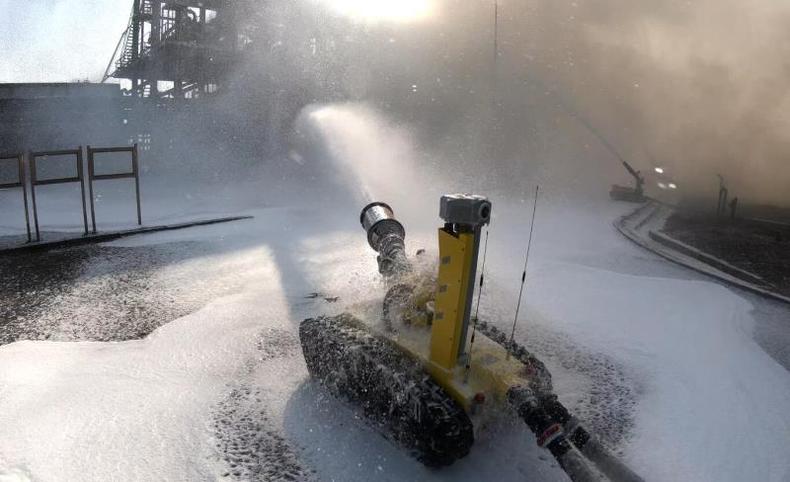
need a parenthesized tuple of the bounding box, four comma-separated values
(83, 145, 142, 231)
(28, 149, 92, 240)
(131, 0, 141, 95)
(199, 5, 208, 97)
(133, 143, 142, 225)
(87, 146, 97, 233)
(76, 147, 89, 235)
(150, 1, 161, 98)
(132, 0, 141, 61)
(18, 154, 31, 242)
(151, 1, 161, 45)
(29, 151, 40, 242)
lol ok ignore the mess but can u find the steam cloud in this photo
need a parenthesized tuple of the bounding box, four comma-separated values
(510, 0, 790, 206)
(7, 0, 789, 206)
(243, 0, 790, 206)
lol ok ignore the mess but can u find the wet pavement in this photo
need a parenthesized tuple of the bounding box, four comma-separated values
(0, 241, 222, 345)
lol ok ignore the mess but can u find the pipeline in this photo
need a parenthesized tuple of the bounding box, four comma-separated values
(541, 395, 644, 482)
(509, 386, 604, 482)
(478, 319, 644, 482)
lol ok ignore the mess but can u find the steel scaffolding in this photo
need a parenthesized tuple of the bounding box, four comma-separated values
(103, 0, 243, 99)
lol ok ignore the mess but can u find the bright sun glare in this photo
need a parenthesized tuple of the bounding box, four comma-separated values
(322, 0, 435, 22)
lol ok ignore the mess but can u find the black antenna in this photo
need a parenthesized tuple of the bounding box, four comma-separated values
(465, 229, 490, 381)
(494, 1, 499, 66)
(491, 0, 499, 111)
(509, 185, 540, 350)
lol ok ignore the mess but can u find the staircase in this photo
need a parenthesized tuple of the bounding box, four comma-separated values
(115, 0, 156, 72)
(116, 27, 135, 71)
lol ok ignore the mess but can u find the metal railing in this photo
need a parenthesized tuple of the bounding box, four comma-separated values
(29, 148, 90, 241)
(0, 153, 32, 242)
(1, 146, 144, 245)
(87, 144, 142, 233)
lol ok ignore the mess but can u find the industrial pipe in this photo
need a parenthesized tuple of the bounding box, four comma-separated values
(508, 386, 604, 482)
(539, 394, 644, 482)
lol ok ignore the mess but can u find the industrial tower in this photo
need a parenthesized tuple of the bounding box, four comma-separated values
(104, 0, 244, 99)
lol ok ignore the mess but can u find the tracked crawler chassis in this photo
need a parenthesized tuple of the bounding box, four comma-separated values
(300, 195, 642, 482)
(301, 314, 473, 467)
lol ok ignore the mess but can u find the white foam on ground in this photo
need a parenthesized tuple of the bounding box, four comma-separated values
(2, 99, 790, 481)
(0, 199, 790, 480)
(528, 261, 790, 480)
(2, 195, 790, 481)
(0, 246, 289, 481)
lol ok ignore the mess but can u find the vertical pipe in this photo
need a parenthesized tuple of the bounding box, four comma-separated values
(131, 0, 141, 95)
(76, 147, 89, 235)
(151, 1, 161, 45)
(132, 0, 140, 60)
(87, 146, 97, 233)
(19, 154, 31, 242)
(151, 1, 161, 97)
(133, 144, 142, 225)
(29, 152, 40, 242)
(199, 6, 208, 97)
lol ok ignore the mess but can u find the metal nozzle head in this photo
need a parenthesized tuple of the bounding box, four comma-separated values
(360, 201, 410, 277)
(360, 201, 406, 253)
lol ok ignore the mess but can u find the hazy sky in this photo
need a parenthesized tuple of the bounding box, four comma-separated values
(3, 0, 789, 205)
(0, 0, 131, 82)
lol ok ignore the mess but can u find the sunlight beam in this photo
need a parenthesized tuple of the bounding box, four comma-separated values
(319, 0, 435, 23)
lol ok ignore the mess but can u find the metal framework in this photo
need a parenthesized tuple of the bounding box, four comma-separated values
(29, 148, 89, 241)
(0, 153, 32, 242)
(87, 144, 142, 233)
(104, 0, 241, 100)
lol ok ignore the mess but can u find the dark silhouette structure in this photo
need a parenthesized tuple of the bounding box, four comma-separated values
(103, 0, 245, 100)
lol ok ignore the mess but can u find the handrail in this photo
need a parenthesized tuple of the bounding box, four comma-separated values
(29, 148, 89, 240)
(0, 154, 32, 242)
(86, 144, 142, 233)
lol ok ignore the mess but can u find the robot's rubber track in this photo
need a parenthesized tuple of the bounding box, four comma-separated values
(299, 314, 475, 467)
